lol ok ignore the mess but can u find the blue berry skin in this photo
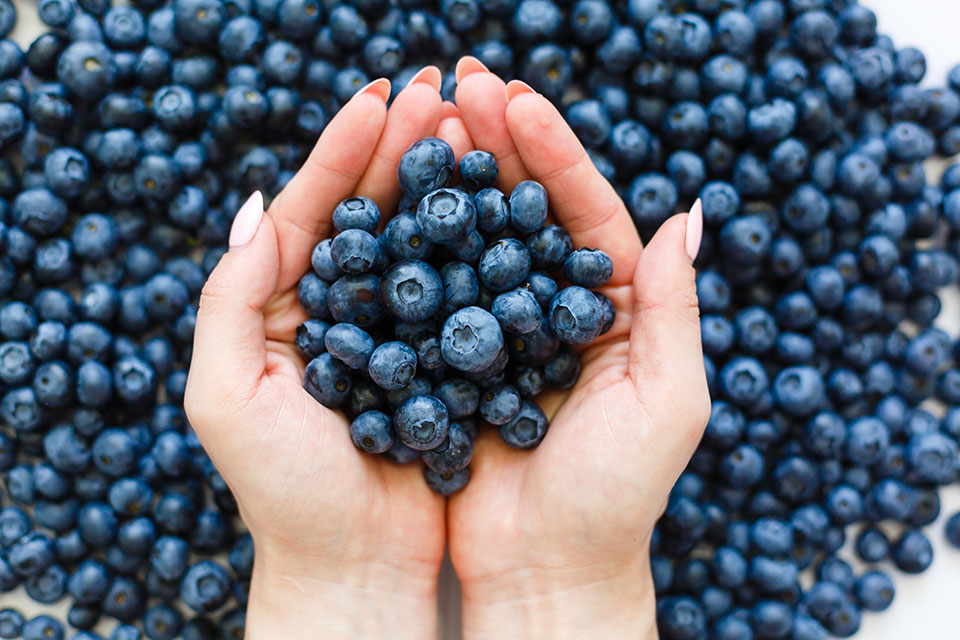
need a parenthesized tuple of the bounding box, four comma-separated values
(544, 344, 580, 389)
(657, 596, 707, 640)
(383, 212, 433, 262)
(8, 531, 55, 577)
(367, 341, 417, 391)
(855, 527, 890, 564)
(479, 238, 531, 292)
(440, 306, 504, 373)
(350, 410, 394, 454)
(295, 319, 329, 360)
(853, 570, 894, 613)
(627, 173, 677, 229)
(525, 225, 572, 272)
(478, 384, 521, 425)
(303, 353, 352, 408)
(0, 609, 24, 639)
(499, 400, 548, 449)
(180, 560, 232, 614)
(333, 196, 380, 233)
(423, 465, 469, 495)
(440, 261, 479, 313)
(143, 605, 181, 640)
(56, 41, 116, 101)
(22, 616, 63, 640)
(422, 421, 473, 474)
(893, 529, 933, 574)
(596, 292, 615, 335)
(509, 180, 548, 234)
(474, 187, 510, 234)
(459, 150, 498, 191)
(311, 238, 344, 282)
(434, 378, 480, 420)
(379, 259, 443, 322)
(562, 247, 613, 288)
(331, 229, 379, 274)
(394, 394, 449, 451)
(398, 138, 455, 201)
(327, 273, 382, 327)
(67, 559, 110, 605)
(548, 286, 603, 346)
(416, 187, 476, 244)
(492, 288, 542, 334)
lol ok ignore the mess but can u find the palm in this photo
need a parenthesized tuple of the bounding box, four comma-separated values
(188, 76, 452, 580)
(444, 66, 710, 589)
(221, 292, 447, 566)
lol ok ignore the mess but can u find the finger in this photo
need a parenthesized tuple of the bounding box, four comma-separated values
(440, 100, 460, 120)
(454, 57, 531, 191)
(268, 79, 390, 291)
(354, 66, 444, 215)
(435, 112, 474, 165)
(187, 192, 279, 423)
(504, 84, 642, 286)
(627, 203, 710, 447)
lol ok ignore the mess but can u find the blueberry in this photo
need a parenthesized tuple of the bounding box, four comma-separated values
(509, 180, 548, 234)
(327, 273, 382, 327)
(367, 341, 417, 391)
(492, 288, 542, 334)
(893, 529, 933, 573)
(458, 150, 498, 190)
(416, 188, 476, 244)
(379, 259, 443, 322)
(333, 196, 380, 233)
(434, 378, 479, 419)
(422, 422, 473, 474)
(562, 248, 613, 288)
(22, 616, 63, 640)
(423, 465, 470, 495)
(303, 353, 352, 408)
(548, 286, 602, 346)
(393, 394, 449, 451)
(398, 138, 455, 201)
(349, 410, 394, 454)
(499, 399, 548, 449)
(179, 560, 232, 613)
(479, 239, 530, 293)
(440, 306, 504, 373)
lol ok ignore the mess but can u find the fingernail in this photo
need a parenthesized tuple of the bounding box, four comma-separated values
(505, 80, 537, 102)
(406, 65, 442, 91)
(353, 78, 391, 102)
(685, 198, 703, 262)
(455, 56, 489, 83)
(229, 191, 264, 249)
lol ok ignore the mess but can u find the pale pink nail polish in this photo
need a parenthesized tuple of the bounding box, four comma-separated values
(505, 79, 537, 102)
(229, 191, 264, 249)
(352, 78, 391, 102)
(685, 198, 703, 262)
(406, 65, 441, 90)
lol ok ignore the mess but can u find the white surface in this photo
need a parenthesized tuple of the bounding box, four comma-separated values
(5, 1, 960, 639)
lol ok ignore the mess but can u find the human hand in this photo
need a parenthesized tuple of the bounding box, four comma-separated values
(444, 58, 712, 639)
(185, 68, 450, 640)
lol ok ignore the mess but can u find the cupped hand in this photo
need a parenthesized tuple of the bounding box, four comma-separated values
(185, 68, 449, 640)
(443, 58, 712, 639)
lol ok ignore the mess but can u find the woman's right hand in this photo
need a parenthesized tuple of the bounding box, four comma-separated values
(185, 68, 450, 640)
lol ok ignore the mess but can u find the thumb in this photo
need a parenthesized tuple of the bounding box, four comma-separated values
(627, 200, 710, 449)
(186, 191, 280, 421)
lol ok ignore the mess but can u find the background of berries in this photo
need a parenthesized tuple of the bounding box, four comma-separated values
(4, 0, 960, 637)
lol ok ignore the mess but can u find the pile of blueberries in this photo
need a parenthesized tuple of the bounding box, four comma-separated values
(298, 138, 614, 494)
(0, 0, 959, 634)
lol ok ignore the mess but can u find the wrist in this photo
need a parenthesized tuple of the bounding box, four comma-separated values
(246, 542, 439, 640)
(459, 556, 658, 640)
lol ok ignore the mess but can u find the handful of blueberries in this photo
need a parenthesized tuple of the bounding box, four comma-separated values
(297, 137, 614, 494)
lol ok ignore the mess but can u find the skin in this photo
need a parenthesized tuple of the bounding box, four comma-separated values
(186, 57, 710, 639)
